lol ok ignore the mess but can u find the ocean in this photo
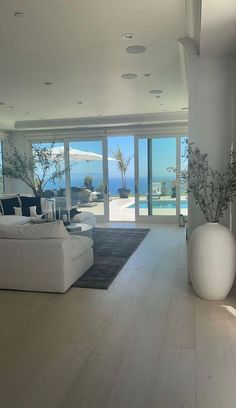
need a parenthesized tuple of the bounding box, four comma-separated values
(46, 175, 177, 196)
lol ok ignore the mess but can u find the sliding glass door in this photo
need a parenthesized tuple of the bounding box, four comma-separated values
(135, 136, 188, 222)
(31, 134, 187, 223)
(32, 137, 109, 222)
(67, 138, 109, 221)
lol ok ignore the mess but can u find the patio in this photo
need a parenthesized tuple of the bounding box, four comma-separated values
(76, 196, 188, 221)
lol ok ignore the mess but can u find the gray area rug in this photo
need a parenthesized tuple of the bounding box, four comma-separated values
(72, 227, 149, 289)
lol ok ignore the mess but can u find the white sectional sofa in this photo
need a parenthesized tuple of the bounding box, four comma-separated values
(0, 221, 93, 293)
(0, 215, 30, 225)
(0, 195, 96, 227)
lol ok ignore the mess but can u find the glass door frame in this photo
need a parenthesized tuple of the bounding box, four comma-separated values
(134, 134, 183, 223)
(65, 136, 109, 223)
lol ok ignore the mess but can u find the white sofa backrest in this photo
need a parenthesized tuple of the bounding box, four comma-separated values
(0, 220, 69, 240)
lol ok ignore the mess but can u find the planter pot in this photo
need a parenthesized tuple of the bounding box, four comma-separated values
(117, 188, 130, 199)
(189, 223, 236, 300)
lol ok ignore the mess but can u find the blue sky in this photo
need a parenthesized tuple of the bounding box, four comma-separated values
(69, 135, 187, 179)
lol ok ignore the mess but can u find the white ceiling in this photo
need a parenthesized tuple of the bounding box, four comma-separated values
(0, 0, 187, 130)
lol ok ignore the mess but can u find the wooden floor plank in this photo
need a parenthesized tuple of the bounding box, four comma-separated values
(195, 298, 236, 408)
(149, 346, 196, 408)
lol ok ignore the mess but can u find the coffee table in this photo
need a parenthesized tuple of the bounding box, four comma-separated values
(66, 223, 93, 239)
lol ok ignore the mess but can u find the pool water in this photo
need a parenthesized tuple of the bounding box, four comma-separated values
(128, 200, 188, 209)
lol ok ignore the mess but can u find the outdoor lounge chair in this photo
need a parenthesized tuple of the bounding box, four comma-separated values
(152, 182, 161, 199)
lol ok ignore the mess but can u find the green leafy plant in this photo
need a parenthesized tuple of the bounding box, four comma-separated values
(184, 143, 236, 222)
(2, 143, 67, 196)
(110, 145, 133, 190)
(84, 175, 94, 190)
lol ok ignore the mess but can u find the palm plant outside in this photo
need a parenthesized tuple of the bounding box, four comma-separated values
(110, 145, 133, 190)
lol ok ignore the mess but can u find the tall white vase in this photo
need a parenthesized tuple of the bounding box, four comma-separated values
(189, 223, 236, 300)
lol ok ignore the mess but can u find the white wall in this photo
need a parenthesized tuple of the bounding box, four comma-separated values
(231, 56, 236, 237)
(188, 54, 236, 234)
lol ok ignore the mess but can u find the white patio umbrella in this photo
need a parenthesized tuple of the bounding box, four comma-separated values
(51, 146, 115, 162)
(51, 146, 117, 207)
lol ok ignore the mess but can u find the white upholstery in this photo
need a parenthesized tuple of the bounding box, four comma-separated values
(70, 235, 93, 259)
(72, 211, 96, 227)
(0, 215, 30, 225)
(0, 221, 68, 240)
(0, 221, 93, 293)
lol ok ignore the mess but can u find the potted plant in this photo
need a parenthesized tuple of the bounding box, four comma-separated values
(185, 143, 236, 300)
(110, 145, 133, 198)
(84, 176, 94, 191)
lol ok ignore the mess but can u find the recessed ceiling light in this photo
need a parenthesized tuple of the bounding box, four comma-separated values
(155, 96, 160, 99)
(182, 107, 188, 110)
(77, 101, 83, 104)
(8, 106, 14, 108)
(160, 103, 164, 106)
(44, 81, 53, 85)
(0, 102, 6, 105)
(14, 11, 24, 18)
(121, 33, 135, 40)
(126, 45, 146, 54)
(150, 89, 163, 94)
(121, 73, 137, 80)
(143, 73, 152, 77)
(25, 112, 30, 114)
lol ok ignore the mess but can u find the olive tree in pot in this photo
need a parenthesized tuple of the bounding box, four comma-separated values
(110, 145, 133, 198)
(1, 143, 66, 197)
(185, 143, 236, 300)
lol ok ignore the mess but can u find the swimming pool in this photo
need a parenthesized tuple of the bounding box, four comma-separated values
(128, 200, 188, 209)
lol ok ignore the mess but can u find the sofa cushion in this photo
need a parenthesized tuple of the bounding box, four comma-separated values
(0, 215, 30, 225)
(0, 221, 69, 240)
(19, 196, 42, 215)
(0, 196, 21, 215)
(70, 235, 93, 260)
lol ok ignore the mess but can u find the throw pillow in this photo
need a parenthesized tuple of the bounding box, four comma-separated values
(19, 196, 42, 215)
(14, 206, 38, 217)
(0, 196, 21, 215)
(13, 206, 22, 216)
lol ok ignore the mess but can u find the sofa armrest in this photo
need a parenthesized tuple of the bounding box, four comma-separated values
(0, 237, 72, 292)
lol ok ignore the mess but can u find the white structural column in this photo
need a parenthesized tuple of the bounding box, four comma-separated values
(186, 52, 236, 234)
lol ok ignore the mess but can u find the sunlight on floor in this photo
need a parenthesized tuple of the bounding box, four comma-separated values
(222, 305, 236, 318)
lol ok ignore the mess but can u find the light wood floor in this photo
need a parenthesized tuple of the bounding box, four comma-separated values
(0, 224, 235, 408)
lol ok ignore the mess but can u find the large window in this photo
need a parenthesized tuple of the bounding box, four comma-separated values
(31, 133, 188, 222)
(0, 142, 4, 195)
(32, 142, 66, 208)
(137, 135, 188, 218)
(68, 140, 105, 216)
